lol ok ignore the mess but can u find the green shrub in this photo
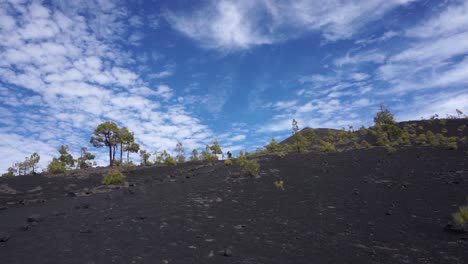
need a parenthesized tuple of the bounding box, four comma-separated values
(439, 119, 447, 125)
(360, 140, 372, 148)
(452, 205, 468, 226)
(102, 169, 125, 185)
(426, 131, 438, 145)
(121, 161, 135, 171)
(274, 180, 284, 190)
(243, 159, 260, 176)
(319, 140, 336, 152)
(164, 157, 177, 166)
(416, 134, 427, 145)
(1, 172, 14, 177)
(277, 152, 286, 158)
(441, 128, 448, 134)
(445, 141, 458, 150)
(47, 158, 66, 174)
(458, 125, 466, 132)
(237, 155, 247, 167)
(224, 159, 232, 166)
(386, 145, 396, 154)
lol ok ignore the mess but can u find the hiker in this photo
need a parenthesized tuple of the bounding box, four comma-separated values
(227, 151, 232, 159)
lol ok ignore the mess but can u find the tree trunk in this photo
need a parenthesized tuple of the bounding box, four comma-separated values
(120, 143, 123, 164)
(108, 145, 113, 167)
(127, 151, 130, 163)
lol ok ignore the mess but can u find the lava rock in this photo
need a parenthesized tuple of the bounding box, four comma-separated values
(27, 214, 44, 223)
(0, 233, 11, 242)
(444, 224, 467, 234)
(222, 248, 233, 257)
(74, 203, 90, 209)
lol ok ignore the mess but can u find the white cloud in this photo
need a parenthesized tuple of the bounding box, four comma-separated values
(375, 1, 468, 95)
(166, 0, 415, 50)
(406, 1, 468, 38)
(154, 85, 174, 100)
(350, 72, 370, 81)
(396, 91, 468, 121)
(355, 30, 400, 45)
(335, 50, 386, 66)
(0, 1, 215, 173)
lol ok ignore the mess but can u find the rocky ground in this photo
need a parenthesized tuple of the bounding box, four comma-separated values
(1, 145, 467, 264)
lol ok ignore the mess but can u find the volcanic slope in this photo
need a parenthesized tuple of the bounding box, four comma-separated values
(1, 146, 468, 263)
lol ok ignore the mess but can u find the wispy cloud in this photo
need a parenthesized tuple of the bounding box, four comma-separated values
(165, 0, 415, 50)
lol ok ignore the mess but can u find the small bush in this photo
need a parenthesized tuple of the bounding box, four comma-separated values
(1, 172, 14, 177)
(243, 159, 260, 176)
(416, 134, 427, 145)
(121, 161, 135, 171)
(445, 141, 458, 150)
(47, 158, 66, 174)
(164, 157, 177, 166)
(277, 152, 286, 158)
(274, 180, 284, 190)
(224, 159, 232, 166)
(319, 140, 336, 152)
(360, 140, 372, 148)
(452, 205, 468, 226)
(441, 128, 448, 134)
(102, 169, 125, 185)
(237, 155, 247, 167)
(386, 145, 396, 154)
(439, 119, 447, 125)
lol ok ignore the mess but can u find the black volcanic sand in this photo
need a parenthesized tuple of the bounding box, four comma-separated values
(1, 146, 467, 263)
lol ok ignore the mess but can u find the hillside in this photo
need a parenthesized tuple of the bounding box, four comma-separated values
(279, 118, 468, 152)
(1, 143, 467, 263)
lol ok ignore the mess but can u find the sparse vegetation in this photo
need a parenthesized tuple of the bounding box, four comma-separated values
(224, 159, 232, 166)
(102, 169, 126, 185)
(416, 134, 427, 145)
(242, 159, 260, 176)
(77, 147, 96, 169)
(175, 142, 185, 163)
(452, 201, 468, 226)
(190, 149, 199, 161)
(47, 158, 66, 174)
(164, 156, 177, 166)
(139, 149, 152, 166)
(274, 180, 284, 190)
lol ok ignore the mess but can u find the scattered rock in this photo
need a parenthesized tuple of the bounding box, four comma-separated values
(74, 203, 90, 209)
(67, 192, 77, 197)
(0, 206, 8, 211)
(27, 214, 44, 223)
(222, 248, 233, 257)
(0, 233, 11, 242)
(27, 186, 43, 193)
(208, 250, 214, 258)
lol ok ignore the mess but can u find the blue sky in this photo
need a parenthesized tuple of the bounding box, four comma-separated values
(1, 0, 468, 171)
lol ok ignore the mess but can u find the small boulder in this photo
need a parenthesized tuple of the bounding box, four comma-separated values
(0, 233, 11, 242)
(222, 248, 233, 257)
(27, 214, 44, 223)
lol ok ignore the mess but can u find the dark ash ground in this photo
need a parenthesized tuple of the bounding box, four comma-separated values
(1, 146, 467, 263)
